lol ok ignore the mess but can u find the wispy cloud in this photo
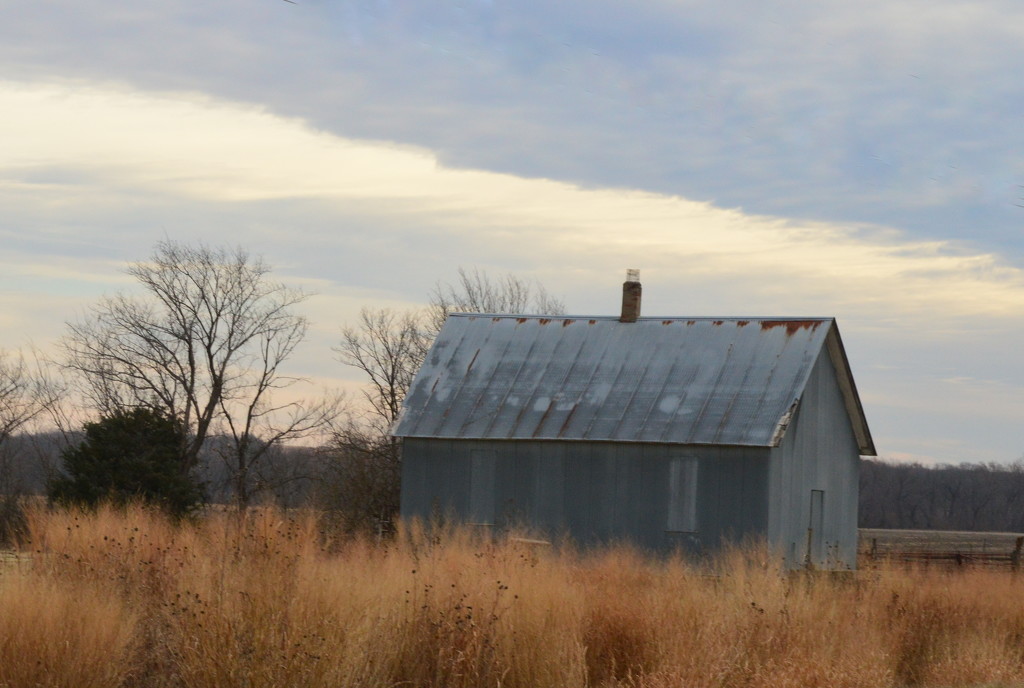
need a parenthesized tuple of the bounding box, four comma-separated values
(4, 0, 1024, 465)
(3, 80, 1024, 462)
(5, 81, 1022, 327)
(5, 1, 1024, 262)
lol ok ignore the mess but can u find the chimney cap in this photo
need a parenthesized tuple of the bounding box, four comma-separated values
(625, 268, 640, 283)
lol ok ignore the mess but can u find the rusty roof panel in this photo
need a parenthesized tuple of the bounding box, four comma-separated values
(393, 314, 868, 449)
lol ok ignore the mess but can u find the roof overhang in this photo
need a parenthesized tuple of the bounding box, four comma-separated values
(824, 323, 876, 456)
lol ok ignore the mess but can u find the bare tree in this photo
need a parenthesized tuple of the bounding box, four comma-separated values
(330, 268, 565, 530)
(426, 267, 565, 334)
(315, 420, 402, 534)
(0, 350, 59, 447)
(217, 392, 341, 508)
(338, 269, 564, 431)
(0, 351, 69, 481)
(335, 308, 430, 432)
(61, 240, 338, 507)
(0, 350, 66, 543)
(327, 309, 427, 531)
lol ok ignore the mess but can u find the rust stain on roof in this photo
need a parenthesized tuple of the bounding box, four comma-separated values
(396, 313, 854, 448)
(760, 320, 822, 335)
(533, 398, 556, 438)
(539, 318, 551, 325)
(562, 319, 575, 327)
(662, 320, 674, 325)
(558, 403, 579, 437)
(516, 317, 528, 324)
(713, 320, 724, 326)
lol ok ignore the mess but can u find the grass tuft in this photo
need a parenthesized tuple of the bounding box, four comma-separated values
(4, 505, 1024, 687)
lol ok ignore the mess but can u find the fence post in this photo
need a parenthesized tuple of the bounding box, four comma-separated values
(1012, 536, 1023, 571)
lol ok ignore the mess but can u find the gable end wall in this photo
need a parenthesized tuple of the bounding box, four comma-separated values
(768, 348, 861, 569)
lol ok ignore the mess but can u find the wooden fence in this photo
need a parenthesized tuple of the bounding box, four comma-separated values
(859, 530, 1024, 570)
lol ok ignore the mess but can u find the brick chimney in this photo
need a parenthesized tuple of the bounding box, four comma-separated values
(620, 269, 641, 323)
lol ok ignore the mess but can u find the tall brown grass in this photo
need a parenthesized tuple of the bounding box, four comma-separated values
(4, 505, 1024, 687)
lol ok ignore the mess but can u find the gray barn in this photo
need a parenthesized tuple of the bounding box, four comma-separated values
(394, 279, 875, 569)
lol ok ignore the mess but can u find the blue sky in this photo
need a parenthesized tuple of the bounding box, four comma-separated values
(3, 1, 1023, 464)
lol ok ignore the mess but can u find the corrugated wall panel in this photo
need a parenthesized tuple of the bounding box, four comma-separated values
(400, 438, 770, 554)
(768, 349, 860, 569)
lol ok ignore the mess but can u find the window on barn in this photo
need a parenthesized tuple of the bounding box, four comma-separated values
(666, 456, 698, 533)
(469, 449, 497, 526)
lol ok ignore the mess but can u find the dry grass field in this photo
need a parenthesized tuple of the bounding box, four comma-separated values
(4, 506, 1024, 688)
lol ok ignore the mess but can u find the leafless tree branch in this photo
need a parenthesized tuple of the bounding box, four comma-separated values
(335, 308, 430, 432)
(60, 240, 338, 508)
(426, 266, 565, 335)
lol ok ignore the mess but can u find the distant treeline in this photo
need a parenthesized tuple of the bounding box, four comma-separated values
(6, 435, 1024, 533)
(859, 458, 1024, 532)
(0, 431, 324, 508)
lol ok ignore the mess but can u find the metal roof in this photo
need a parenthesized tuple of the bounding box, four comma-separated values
(393, 314, 875, 453)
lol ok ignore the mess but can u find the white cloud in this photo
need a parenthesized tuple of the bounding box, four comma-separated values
(7, 0, 1024, 466)
(5, 81, 1024, 326)
(4, 79, 1024, 464)
(6, 0, 1024, 264)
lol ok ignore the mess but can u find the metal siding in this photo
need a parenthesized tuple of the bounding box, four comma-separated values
(563, 443, 592, 545)
(398, 438, 425, 519)
(401, 438, 470, 521)
(533, 443, 566, 532)
(636, 446, 666, 549)
(681, 446, 770, 550)
(594, 443, 619, 541)
(772, 399, 806, 567)
(769, 350, 860, 569)
(401, 438, 775, 555)
(614, 445, 633, 539)
(666, 456, 698, 533)
(395, 316, 846, 447)
(509, 443, 531, 526)
(493, 441, 517, 526)
(469, 449, 496, 525)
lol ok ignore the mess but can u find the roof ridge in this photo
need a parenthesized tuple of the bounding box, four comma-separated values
(449, 313, 836, 321)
